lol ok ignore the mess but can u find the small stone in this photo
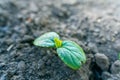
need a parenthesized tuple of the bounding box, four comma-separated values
(18, 61, 25, 71)
(88, 42, 98, 52)
(114, 39, 120, 52)
(52, 6, 70, 18)
(95, 53, 110, 70)
(29, 2, 38, 12)
(62, 0, 77, 5)
(72, 30, 86, 39)
(17, 14, 23, 20)
(11, 75, 25, 80)
(93, 32, 99, 37)
(107, 72, 120, 80)
(94, 28, 100, 33)
(102, 71, 111, 80)
(0, 13, 8, 26)
(42, 56, 48, 62)
(20, 35, 34, 43)
(0, 62, 6, 69)
(37, 59, 45, 69)
(0, 74, 8, 80)
(111, 60, 120, 74)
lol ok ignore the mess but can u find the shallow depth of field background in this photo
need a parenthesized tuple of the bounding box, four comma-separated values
(0, 0, 120, 80)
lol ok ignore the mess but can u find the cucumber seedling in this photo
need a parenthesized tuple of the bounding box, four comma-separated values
(33, 32, 86, 70)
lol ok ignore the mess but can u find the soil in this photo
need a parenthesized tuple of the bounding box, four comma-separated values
(0, 0, 120, 80)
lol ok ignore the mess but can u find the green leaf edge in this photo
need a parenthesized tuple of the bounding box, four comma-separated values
(57, 40, 86, 70)
(33, 32, 60, 48)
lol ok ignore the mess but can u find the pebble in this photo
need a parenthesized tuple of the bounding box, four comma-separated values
(11, 75, 25, 80)
(0, 13, 8, 26)
(0, 74, 8, 80)
(101, 71, 111, 80)
(0, 62, 6, 69)
(107, 72, 120, 80)
(94, 28, 100, 33)
(110, 60, 120, 74)
(20, 35, 34, 43)
(114, 39, 120, 52)
(95, 53, 110, 71)
(88, 42, 98, 52)
(37, 59, 45, 69)
(52, 6, 70, 18)
(18, 61, 25, 71)
(17, 14, 24, 21)
(29, 2, 38, 12)
(72, 30, 86, 39)
(62, 0, 77, 5)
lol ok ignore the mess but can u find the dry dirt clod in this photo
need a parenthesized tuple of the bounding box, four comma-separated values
(101, 71, 111, 80)
(110, 60, 120, 74)
(95, 53, 110, 71)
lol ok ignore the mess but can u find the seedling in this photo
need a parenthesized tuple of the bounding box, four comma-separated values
(33, 32, 86, 70)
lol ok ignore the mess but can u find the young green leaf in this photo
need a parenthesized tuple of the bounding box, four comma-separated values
(57, 41, 86, 70)
(33, 32, 86, 70)
(33, 32, 60, 47)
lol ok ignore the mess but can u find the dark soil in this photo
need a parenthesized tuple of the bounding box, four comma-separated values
(0, 0, 120, 80)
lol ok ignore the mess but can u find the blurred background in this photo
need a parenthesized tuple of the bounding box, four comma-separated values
(0, 0, 120, 80)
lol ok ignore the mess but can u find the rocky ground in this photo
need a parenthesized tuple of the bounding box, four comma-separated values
(0, 0, 120, 80)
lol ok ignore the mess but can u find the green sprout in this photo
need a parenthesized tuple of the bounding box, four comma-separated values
(54, 38, 62, 48)
(33, 32, 86, 70)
